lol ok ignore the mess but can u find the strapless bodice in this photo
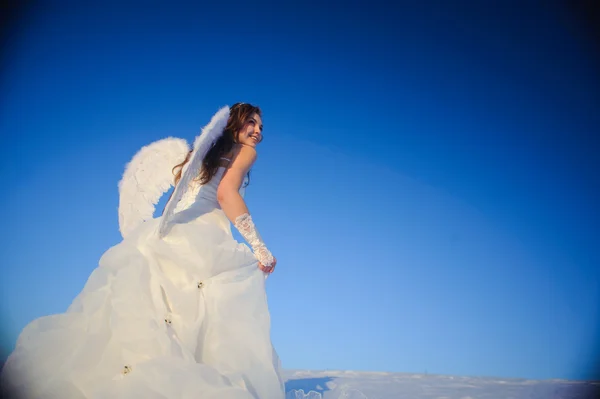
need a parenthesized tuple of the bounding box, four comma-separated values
(172, 167, 248, 216)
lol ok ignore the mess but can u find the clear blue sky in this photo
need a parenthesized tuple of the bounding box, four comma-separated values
(1, 1, 598, 381)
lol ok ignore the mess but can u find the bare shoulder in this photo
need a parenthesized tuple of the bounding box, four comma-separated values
(230, 144, 257, 170)
(218, 144, 256, 193)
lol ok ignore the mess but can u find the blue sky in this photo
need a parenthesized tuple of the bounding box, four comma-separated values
(1, 1, 599, 381)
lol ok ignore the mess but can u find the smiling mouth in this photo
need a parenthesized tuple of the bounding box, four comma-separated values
(250, 136, 259, 143)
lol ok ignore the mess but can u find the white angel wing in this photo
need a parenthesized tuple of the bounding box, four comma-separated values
(118, 137, 190, 238)
(158, 105, 230, 238)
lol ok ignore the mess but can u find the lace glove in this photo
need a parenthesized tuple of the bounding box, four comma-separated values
(234, 213, 275, 267)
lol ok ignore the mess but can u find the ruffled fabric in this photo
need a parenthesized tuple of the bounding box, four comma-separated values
(1, 211, 285, 398)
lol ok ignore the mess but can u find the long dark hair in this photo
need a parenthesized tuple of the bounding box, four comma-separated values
(172, 102, 262, 186)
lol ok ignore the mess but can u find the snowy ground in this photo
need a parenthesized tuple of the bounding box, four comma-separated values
(283, 369, 599, 399)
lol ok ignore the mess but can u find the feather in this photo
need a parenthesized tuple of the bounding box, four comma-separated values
(118, 137, 190, 238)
(158, 105, 230, 238)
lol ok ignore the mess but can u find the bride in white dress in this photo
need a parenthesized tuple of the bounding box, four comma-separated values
(1, 103, 285, 399)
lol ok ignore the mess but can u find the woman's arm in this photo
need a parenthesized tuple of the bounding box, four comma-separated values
(217, 145, 277, 273)
(216, 145, 255, 222)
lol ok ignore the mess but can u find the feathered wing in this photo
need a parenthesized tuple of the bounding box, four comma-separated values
(118, 137, 190, 238)
(158, 105, 230, 238)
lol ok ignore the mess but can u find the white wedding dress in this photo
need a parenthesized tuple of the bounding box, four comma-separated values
(1, 166, 285, 399)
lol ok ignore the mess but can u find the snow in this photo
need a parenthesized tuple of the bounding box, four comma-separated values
(283, 369, 599, 398)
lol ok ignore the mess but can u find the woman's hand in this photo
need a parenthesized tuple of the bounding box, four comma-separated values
(259, 256, 277, 274)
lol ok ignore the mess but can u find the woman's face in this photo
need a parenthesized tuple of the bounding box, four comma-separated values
(237, 112, 263, 148)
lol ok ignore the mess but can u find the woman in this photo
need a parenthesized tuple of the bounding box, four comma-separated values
(1, 103, 285, 398)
